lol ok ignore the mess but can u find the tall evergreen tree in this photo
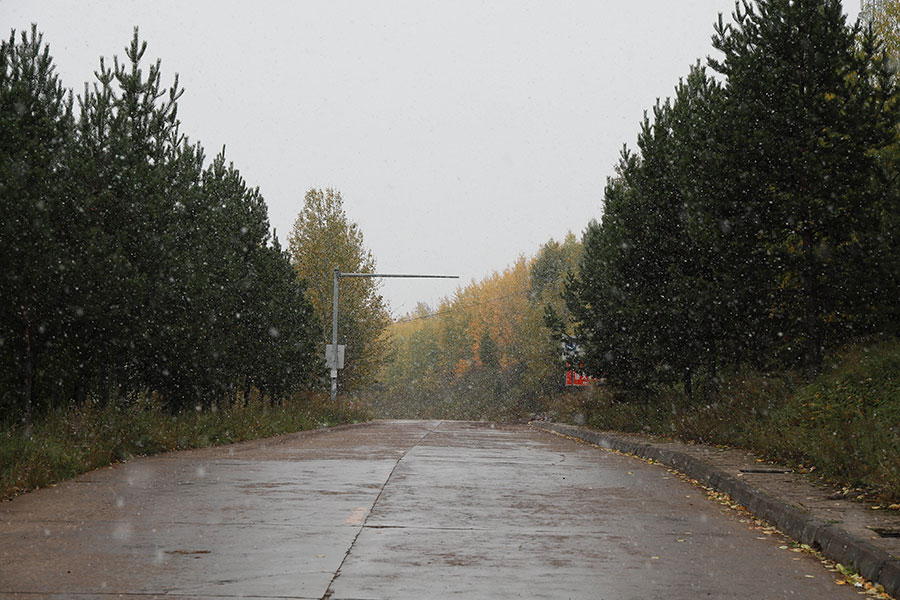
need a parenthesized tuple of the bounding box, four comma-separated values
(198, 153, 322, 397)
(70, 28, 187, 398)
(567, 70, 722, 395)
(0, 25, 74, 432)
(665, 64, 778, 379)
(710, 0, 899, 372)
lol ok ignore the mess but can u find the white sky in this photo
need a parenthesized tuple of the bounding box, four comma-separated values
(3, 1, 861, 317)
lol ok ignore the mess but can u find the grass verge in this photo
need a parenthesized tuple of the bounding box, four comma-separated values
(0, 390, 371, 500)
(544, 338, 900, 503)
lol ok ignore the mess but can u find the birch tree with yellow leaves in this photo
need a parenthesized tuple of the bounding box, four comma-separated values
(288, 189, 390, 393)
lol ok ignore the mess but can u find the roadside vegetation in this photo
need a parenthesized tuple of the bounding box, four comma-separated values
(544, 338, 900, 503)
(0, 391, 370, 500)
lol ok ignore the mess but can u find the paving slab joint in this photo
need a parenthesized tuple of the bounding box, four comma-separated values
(531, 421, 900, 599)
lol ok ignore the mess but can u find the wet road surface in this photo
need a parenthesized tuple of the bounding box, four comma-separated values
(1, 420, 862, 599)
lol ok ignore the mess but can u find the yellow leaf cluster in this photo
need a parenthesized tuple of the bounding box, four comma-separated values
(376, 234, 581, 415)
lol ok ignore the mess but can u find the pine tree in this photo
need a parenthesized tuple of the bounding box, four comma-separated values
(70, 28, 187, 399)
(710, 0, 899, 373)
(0, 25, 74, 432)
(666, 64, 775, 381)
(147, 147, 322, 404)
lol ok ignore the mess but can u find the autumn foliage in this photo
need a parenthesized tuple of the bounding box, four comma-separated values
(368, 235, 580, 420)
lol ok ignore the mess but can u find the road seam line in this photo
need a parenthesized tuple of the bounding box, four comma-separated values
(320, 421, 442, 600)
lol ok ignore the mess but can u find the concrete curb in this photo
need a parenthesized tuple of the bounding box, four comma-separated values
(533, 422, 900, 598)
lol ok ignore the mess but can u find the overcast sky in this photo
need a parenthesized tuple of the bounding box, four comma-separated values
(4, 1, 861, 317)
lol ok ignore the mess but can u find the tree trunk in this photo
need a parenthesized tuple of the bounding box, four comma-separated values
(74, 378, 87, 406)
(74, 362, 90, 405)
(802, 231, 824, 377)
(805, 289, 824, 377)
(21, 320, 34, 438)
(706, 355, 718, 400)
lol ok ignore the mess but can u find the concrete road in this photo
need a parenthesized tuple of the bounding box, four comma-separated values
(1, 421, 861, 599)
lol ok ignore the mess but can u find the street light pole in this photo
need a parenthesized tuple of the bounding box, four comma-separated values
(331, 267, 340, 401)
(329, 270, 459, 401)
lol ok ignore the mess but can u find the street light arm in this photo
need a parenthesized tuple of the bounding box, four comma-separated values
(338, 273, 459, 279)
(329, 270, 459, 401)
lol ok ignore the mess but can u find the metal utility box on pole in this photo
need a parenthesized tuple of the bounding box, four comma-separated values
(325, 344, 345, 369)
(329, 269, 459, 401)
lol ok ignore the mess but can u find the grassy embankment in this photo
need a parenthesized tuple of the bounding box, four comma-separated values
(0, 390, 371, 500)
(545, 338, 900, 503)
